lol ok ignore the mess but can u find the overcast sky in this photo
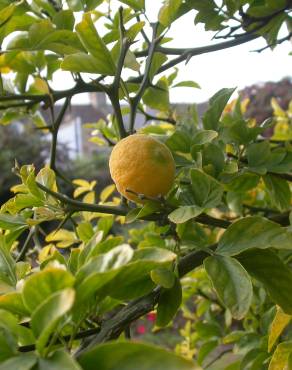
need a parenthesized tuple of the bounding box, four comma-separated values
(52, 1, 292, 104)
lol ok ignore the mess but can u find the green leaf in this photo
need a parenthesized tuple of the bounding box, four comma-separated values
(53, 9, 75, 30)
(203, 88, 236, 130)
(76, 245, 134, 302)
(168, 205, 203, 224)
(77, 222, 94, 243)
(247, 141, 270, 174)
(143, 78, 170, 111)
(0, 4, 15, 27)
(157, 277, 182, 327)
(159, 0, 183, 27)
(197, 340, 218, 365)
(217, 216, 292, 256)
(0, 327, 17, 362)
(38, 349, 82, 370)
(263, 174, 291, 212)
(150, 268, 175, 289)
(119, 0, 145, 11)
(202, 143, 225, 177)
(0, 353, 37, 370)
(268, 341, 292, 370)
(173, 81, 201, 89)
(204, 255, 252, 319)
(0, 309, 18, 336)
(61, 52, 111, 74)
(192, 0, 225, 31)
(31, 289, 75, 353)
(190, 169, 223, 208)
(105, 248, 176, 300)
(75, 13, 115, 75)
(0, 237, 16, 293)
(149, 52, 167, 81)
(224, 172, 260, 192)
(165, 130, 191, 153)
(78, 341, 195, 370)
(192, 130, 218, 145)
(268, 307, 292, 352)
(0, 292, 29, 317)
(237, 249, 292, 314)
(0, 213, 27, 231)
(66, 0, 83, 11)
(22, 268, 75, 312)
(77, 247, 176, 302)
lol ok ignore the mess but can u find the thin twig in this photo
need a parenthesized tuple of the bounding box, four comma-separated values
(16, 228, 35, 262)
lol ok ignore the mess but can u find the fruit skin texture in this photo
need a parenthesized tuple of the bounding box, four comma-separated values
(109, 134, 175, 203)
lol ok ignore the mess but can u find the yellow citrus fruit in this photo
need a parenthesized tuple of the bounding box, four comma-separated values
(109, 134, 175, 202)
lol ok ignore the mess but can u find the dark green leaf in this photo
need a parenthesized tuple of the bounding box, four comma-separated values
(0, 353, 37, 370)
(168, 205, 203, 224)
(119, 0, 145, 11)
(53, 10, 75, 30)
(190, 169, 223, 208)
(202, 143, 225, 176)
(157, 278, 182, 327)
(38, 349, 82, 370)
(31, 288, 75, 353)
(237, 249, 292, 314)
(78, 341, 195, 370)
(192, 130, 218, 145)
(247, 141, 270, 174)
(0, 237, 16, 293)
(165, 130, 191, 153)
(217, 216, 292, 256)
(204, 255, 252, 319)
(203, 88, 236, 130)
(150, 268, 175, 289)
(263, 174, 291, 212)
(75, 13, 115, 75)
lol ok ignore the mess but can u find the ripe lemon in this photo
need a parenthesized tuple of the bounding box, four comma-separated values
(109, 134, 175, 202)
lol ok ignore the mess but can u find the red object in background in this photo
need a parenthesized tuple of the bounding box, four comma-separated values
(146, 312, 156, 322)
(136, 325, 146, 335)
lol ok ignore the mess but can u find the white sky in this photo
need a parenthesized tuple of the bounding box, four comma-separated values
(52, 1, 292, 104)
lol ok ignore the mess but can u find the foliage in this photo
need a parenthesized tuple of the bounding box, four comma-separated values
(0, 0, 291, 369)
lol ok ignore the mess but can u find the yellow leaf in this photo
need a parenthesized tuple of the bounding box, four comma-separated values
(38, 244, 56, 263)
(271, 97, 286, 118)
(269, 341, 292, 370)
(100, 184, 116, 202)
(89, 136, 106, 146)
(83, 191, 95, 204)
(73, 179, 90, 187)
(10, 184, 27, 194)
(31, 77, 50, 95)
(73, 187, 89, 198)
(269, 307, 292, 352)
(46, 229, 77, 243)
(0, 54, 10, 74)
